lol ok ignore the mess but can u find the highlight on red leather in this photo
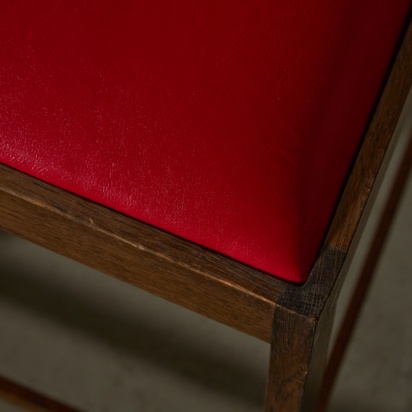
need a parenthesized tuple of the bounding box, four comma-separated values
(0, 1, 409, 282)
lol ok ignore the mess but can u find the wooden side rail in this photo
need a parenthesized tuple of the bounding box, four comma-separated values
(0, 163, 285, 343)
(265, 18, 412, 412)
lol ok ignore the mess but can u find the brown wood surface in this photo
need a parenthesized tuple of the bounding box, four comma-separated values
(265, 249, 341, 412)
(326, 20, 412, 253)
(265, 310, 318, 412)
(0, 375, 81, 412)
(0, 163, 285, 343)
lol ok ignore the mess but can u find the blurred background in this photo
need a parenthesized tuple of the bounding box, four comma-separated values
(0, 99, 411, 411)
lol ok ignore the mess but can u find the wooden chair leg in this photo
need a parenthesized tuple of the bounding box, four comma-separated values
(264, 298, 337, 412)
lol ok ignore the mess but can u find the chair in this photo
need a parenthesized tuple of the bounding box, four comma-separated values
(0, 2, 411, 411)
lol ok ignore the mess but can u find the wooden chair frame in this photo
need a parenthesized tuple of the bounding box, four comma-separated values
(0, 19, 411, 412)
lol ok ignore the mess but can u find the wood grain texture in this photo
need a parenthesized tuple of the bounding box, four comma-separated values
(265, 302, 337, 412)
(265, 310, 317, 412)
(0, 164, 285, 342)
(264, 246, 343, 412)
(326, 19, 412, 253)
(0, 375, 81, 412)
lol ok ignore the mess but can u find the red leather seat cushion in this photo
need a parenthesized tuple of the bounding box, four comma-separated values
(0, 1, 409, 282)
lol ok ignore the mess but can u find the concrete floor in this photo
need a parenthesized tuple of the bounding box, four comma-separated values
(1, 113, 411, 411)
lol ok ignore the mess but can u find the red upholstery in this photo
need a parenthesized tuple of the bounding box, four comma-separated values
(0, 1, 409, 282)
